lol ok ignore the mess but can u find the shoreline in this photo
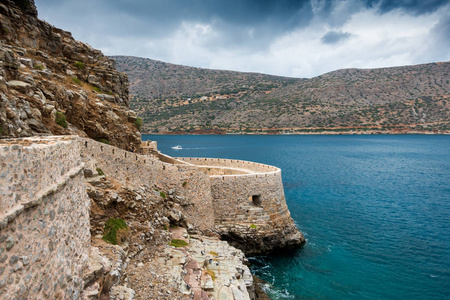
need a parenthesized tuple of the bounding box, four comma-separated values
(143, 131, 450, 136)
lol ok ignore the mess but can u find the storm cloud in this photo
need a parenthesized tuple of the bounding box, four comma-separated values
(35, 0, 450, 78)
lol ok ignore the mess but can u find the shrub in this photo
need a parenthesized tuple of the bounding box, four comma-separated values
(169, 239, 188, 247)
(14, 0, 30, 10)
(97, 138, 110, 145)
(206, 270, 216, 281)
(160, 191, 166, 199)
(102, 218, 128, 245)
(135, 117, 143, 130)
(55, 111, 67, 129)
(250, 224, 257, 229)
(209, 251, 218, 256)
(72, 77, 81, 85)
(92, 86, 102, 93)
(0, 126, 4, 134)
(96, 168, 105, 176)
(182, 181, 187, 187)
(34, 64, 44, 70)
(75, 61, 85, 70)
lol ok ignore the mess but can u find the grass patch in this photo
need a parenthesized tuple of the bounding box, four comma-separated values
(72, 77, 81, 85)
(170, 224, 178, 229)
(169, 239, 188, 247)
(250, 224, 257, 229)
(182, 181, 188, 187)
(160, 191, 166, 198)
(75, 61, 85, 70)
(206, 270, 216, 281)
(33, 64, 44, 70)
(102, 218, 128, 245)
(0, 126, 3, 134)
(209, 251, 218, 256)
(92, 86, 102, 93)
(135, 117, 143, 130)
(97, 138, 110, 145)
(55, 111, 67, 129)
(96, 168, 105, 176)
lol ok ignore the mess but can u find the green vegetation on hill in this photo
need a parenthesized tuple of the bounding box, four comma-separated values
(112, 56, 450, 133)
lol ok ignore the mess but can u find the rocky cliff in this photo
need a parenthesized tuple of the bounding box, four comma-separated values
(0, 0, 140, 149)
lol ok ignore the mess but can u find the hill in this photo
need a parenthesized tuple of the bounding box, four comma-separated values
(112, 57, 450, 134)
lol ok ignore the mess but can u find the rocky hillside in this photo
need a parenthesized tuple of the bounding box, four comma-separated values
(114, 56, 450, 134)
(0, 0, 140, 149)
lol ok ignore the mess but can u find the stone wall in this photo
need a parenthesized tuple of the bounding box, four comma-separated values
(0, 136, 90, 299)
(79, 138, 215, 231)
(178, 157, 305, 255)
(178, 157, 279, 173)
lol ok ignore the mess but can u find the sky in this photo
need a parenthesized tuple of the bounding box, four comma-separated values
(34, 0, 450, 78)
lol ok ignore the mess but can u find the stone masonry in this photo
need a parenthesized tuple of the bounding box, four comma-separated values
(0, 136, 90, 299)
(0, 135, 304, 298)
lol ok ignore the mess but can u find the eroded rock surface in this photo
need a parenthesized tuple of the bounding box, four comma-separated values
(0, 0, 140, 149)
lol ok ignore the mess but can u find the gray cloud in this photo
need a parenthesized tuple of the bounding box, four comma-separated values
(321, 31, 352, 44)
(34, 0, 450, 77)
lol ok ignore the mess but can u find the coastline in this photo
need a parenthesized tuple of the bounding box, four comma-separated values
(143, 131, 450, 135)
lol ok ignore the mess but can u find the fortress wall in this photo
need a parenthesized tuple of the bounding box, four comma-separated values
(177, 157, 279, 173)
(209, 170, 293, 229)
(79, 138, 215, 230)
(0, 136, 82, 215)
(0, 136, 90, 299)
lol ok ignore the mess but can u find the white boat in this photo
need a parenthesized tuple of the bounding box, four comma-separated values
(171, 145, 182, 149)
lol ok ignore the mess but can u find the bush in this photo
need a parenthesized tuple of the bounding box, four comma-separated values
(72, 77, 81, 85)
(75, 61, 85, 70)
(160, 191, 166, 199)
(14, 0, 30, 10)
(102, 218, 128, 245)
(169, 239, 188, 247)
(206, 270, 216, 281)
(182, 181, 187, 187)
(135, 117, 143, 130)
(97, 138, 110, 145)
(55, 111, 67, 129)
(96, 168, 105, 176)
(0, 126, 4, 135)
(250, 224, 257, 229)
(92, 86, 102, 93)
(34, 64, 44, 70)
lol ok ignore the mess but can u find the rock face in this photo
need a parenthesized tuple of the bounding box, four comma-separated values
(0, 0, 140, 149)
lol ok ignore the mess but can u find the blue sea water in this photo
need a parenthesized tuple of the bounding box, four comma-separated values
(143, 134, 450, 299)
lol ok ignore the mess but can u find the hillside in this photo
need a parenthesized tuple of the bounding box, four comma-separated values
(0, 1, 140, 149)
(113, 56, 450, 134)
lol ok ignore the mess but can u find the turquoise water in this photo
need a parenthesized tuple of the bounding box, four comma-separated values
(143, 134, 450, 299)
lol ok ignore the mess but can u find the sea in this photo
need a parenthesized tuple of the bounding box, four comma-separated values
(142, 134, 450, 300)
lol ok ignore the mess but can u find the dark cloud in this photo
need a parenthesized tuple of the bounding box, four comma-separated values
(34, 0, 450, 77)
(366, 0, 449, 15)
(321, 31, 352, 44)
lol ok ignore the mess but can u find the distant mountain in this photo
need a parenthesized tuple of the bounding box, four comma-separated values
(112, 56, 450, 134)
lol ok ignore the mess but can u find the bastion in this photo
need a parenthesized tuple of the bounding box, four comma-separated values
(0, 135, 304, 298)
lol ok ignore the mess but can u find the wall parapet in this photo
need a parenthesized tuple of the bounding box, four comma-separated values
(176, 157, 280, 178)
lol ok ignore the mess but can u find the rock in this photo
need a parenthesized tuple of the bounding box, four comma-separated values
(83, 247, 111, 286)
(83, 282, 100, 300)
(110, 286, 135, 300)
(202, 275, 214, 290)
(7, 80, 31, 93)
